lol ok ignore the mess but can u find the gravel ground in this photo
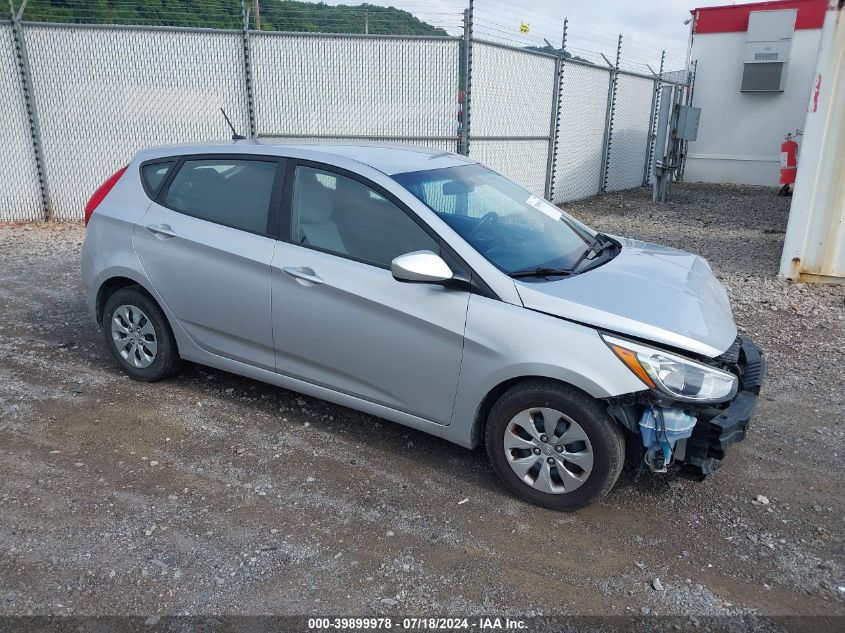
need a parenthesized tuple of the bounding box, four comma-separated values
(0, 183, 843, 622)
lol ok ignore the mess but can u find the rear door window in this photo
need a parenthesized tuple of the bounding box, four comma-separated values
(164, 158, 278, 235)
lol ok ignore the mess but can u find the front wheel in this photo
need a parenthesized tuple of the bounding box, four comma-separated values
(485, 380, 625, 511)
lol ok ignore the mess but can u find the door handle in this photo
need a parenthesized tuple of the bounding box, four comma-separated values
(282, 266, 324, 286)
(145, 223, 176, 239)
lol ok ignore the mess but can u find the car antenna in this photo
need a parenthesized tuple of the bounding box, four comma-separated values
(220, 108, 246, 141)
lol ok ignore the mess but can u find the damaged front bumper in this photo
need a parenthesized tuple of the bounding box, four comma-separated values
(675, 336, 766, 480)
(607, 336, 766, 479)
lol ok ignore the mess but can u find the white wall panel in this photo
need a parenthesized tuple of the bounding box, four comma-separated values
(686, 29, 822, 186)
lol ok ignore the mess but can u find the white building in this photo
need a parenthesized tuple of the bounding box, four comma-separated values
(685, 0, 827, 186)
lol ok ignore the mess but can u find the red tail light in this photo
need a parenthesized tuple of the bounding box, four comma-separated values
(84, 166, 128, 226)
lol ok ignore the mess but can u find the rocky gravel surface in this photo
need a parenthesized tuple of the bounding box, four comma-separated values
(0, 183, 843, 624)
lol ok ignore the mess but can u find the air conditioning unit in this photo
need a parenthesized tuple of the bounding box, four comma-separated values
(741, 9, 797, 92)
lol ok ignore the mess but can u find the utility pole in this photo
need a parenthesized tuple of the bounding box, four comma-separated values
(252, 0, 260, 30)
(364, 10, 369, 35)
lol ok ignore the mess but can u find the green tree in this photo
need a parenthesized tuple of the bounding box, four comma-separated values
(13, 1, 448, 36)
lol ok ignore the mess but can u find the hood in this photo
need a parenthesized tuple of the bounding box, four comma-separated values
(514, 238, 737, 358)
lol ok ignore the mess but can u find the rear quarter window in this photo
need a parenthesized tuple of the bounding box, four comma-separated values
(141, 161, 174, 198)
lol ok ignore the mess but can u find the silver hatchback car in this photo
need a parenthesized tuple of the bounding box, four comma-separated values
(81, 143, 765, 510)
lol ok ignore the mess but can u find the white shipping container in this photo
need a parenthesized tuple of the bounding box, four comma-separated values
(779, 0, 845, 283)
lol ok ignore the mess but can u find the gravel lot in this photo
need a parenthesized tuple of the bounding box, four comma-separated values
(0, 183, 843, 620)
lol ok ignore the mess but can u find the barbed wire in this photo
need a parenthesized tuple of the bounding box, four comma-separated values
(7, 0, 687, 72)
(470, 0, 686, 73)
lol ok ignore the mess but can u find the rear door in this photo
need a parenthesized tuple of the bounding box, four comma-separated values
(270, 162, 470, 424)
(133, 154, 284, 370)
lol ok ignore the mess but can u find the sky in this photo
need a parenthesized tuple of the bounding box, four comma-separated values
(320, 0, 738, 72)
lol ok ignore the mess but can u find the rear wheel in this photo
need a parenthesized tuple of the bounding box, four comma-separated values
(102, 286, 181, 381)
(485, 380, 624, 511)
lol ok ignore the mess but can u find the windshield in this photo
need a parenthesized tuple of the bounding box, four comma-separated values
(393, 164, 601, 275)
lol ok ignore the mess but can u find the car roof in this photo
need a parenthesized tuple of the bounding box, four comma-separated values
(133, 140, 477, 176)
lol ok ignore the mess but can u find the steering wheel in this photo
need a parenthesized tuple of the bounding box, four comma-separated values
(468, 211, 499, 238)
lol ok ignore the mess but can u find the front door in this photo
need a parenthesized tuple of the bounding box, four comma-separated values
(271, 163, 469, 424)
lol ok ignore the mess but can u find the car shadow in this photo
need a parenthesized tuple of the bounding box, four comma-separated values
(39, 293, 679, 508)
(167, 360, 677, 504)
(167, 360, 507, 495)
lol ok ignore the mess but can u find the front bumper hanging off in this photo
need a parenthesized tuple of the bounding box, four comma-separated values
(676, 336, 766, 480)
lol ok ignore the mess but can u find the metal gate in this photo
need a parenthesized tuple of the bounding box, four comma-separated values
(606, 73, 657, 192)
(251, 32, 459, 152)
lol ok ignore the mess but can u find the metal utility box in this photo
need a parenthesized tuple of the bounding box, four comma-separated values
(741, 9, 797, 92)
(676, 106, 701, 141)
(747, 9, 797, 43)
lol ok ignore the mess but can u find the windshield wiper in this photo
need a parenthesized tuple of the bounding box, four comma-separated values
(509, 235, 618, 279)
(589, 234, 617, 257)
(567, 233, 617, 271)
(509, 266, 576, 279)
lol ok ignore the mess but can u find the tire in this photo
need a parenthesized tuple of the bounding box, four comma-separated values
(102, 286, 181, 382)
(484, 379, 625, 511)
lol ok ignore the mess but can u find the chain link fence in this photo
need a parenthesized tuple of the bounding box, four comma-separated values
(552, 62, 612, 204)
(605, 72, 657, 192)
(252, 32, 459, 151)
(0, 6, 690, 222)
(1, 21, 43, 221)
(467, 42, 555, 196)
(22, 23, 249, 220)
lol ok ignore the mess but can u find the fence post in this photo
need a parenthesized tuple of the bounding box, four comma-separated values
(240, 0, 257, 138)
(544, 19, 567, 201)
(458, 0, 473, 156)
(599, 34, 622, 195)
(642, 50, 665, 187)
(677, 59, 697, 182)
(8, 0, 51, 220)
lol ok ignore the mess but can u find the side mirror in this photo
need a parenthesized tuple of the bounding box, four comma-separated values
(391, 250, 454, 284)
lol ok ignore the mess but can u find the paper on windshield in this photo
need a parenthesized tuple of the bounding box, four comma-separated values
(526, 195, 563, 221)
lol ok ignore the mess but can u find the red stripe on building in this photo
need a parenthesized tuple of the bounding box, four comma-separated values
(692, 0, 827, 34)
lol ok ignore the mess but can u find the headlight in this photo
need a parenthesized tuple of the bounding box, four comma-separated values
(602, 334, 738, 403)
